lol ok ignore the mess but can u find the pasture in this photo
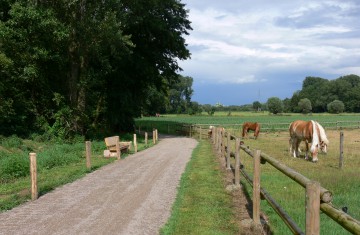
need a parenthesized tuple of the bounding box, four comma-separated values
(136, 112, 360, 234)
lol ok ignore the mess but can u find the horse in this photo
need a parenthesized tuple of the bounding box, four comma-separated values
(289, 120, 329, 162)
(242, 122, 260, 139)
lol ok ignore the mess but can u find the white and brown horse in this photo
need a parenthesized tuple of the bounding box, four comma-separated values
(242, 122, 260, 139)
(289, 120, 329, 162)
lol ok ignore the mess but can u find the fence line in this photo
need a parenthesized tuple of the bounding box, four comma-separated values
(205, 126, 360, 234)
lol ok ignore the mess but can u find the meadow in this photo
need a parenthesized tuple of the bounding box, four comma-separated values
(137, 112, 360, 234)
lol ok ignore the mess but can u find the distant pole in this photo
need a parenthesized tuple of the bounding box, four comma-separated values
(85, 141, 91, 170)
(29, 153, 38, 200)
(339, 132, 344, 169)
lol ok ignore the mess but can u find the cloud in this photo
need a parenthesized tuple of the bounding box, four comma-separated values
(180, 0, 360, 104)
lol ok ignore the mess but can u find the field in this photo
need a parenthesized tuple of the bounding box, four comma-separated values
(136, 112, 360, 234)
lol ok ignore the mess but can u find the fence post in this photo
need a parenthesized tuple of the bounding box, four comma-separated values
(234, 138, 241, 186)
(115, 136, 121, 160)
(199, 126, 202, 140)
(339, 131, 344, 169)
(133, 134, 138, 153)
(85, 141, 91, 170)
(306, 181, 320, 235)
(145, 132, 148, 146)
(153, 130, 156, 144)
(29, 153, 38, 200)
(156, 129, 158, 142)
(226, 132, 231, 170)
(253, 149, 261, 224)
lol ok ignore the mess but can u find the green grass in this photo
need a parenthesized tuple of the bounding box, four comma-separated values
(226, 128, 360, 234)
(138, 113, 360, 234)
(160, 140, 239, 235)
(0, 134, 155, 211)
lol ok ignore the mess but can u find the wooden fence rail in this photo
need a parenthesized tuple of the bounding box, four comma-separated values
(195, 126, 360, 234)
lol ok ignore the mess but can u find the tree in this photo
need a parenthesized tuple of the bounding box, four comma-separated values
(327, 100, 345, 114)
(203, 104, 216, 116)
(167, 75, 194, 114)
(298, 98, 312, 114)
(252, 101, 261, 111)
(0, 0, 192, 138)
(267, 97, 283, 114)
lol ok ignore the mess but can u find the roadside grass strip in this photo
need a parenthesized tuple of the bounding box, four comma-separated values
(161, 140, 239, 235)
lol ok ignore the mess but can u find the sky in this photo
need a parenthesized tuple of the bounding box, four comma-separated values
(178, 0, 360, 106)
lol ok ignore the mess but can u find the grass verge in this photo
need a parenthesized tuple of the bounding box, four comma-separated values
(160, 140, 239, 235)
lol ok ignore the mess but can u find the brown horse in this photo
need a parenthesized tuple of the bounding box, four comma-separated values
(289, 120, 329, 162)
(242, 122, 260, 139)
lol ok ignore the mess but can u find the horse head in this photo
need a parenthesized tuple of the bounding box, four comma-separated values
(320, 141, 328, 153)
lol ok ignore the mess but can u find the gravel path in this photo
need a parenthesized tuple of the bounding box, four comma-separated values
(0, 136, 198, 235)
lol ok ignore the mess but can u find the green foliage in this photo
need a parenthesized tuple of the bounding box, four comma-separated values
(267, 97, 283, 114)
(202, 104, 216, 116)
(298, 98, 312, 114)
(0, 154, 29, 182)
(253, 100, 262, 111)
(0, 0, 192, 138)
(327, 100, 345, 114)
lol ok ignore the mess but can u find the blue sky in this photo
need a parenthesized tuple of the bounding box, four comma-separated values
(178, 0, 360, 105)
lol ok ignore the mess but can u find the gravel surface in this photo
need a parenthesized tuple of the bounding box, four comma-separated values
(0, 135, 198, 235)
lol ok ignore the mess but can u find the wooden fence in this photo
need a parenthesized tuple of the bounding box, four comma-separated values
(205, 126, 360, 234)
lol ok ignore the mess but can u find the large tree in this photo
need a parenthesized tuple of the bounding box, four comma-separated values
(0, 0, 192, 138)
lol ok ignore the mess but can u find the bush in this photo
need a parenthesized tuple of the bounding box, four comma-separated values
(0, 154, 30, 182)
(327, 100, 345, 114)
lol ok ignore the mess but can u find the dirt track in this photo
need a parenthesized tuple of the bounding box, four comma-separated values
(0, 136, 198, 235)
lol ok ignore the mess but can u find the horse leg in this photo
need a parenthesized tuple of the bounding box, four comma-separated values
(304, 141, 309, 160)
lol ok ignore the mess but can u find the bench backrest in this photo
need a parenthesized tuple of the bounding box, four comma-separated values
(104, 136, 119, 151)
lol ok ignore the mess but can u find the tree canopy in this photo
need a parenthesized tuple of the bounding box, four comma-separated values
(0, 0, 192, 138)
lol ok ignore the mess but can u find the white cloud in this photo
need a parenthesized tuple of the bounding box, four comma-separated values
(180, 0, 360, 104)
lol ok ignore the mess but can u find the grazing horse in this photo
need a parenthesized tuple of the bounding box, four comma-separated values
(289, 120, 329, 162)
(242, 122, 260, 139)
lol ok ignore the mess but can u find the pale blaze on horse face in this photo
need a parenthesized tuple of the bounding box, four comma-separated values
(310, 144, 319, 162)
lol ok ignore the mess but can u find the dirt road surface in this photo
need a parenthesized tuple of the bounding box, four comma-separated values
(0, 136, 198, 235)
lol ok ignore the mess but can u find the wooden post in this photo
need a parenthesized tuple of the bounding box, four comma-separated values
(156, 129, 158, 141)
(133, 134, 138, 153)
(253, 149, 261, 224)
(153, 130, 156, 144)
(29, 153, 38, 200)
(306, 181, 320, 235)
(235, 138, 240, 186)
(339, 131, 344, 169)
(115, 136, 121, 160)
(189, 125, 192, 138)
(145, 132, 148, 146)
(226, 132, 231, 170)
(199, 126, 202, 140)
(85, 141, 91, 170)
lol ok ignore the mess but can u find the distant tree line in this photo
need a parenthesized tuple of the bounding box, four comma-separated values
(191, 74, 360, 116)
(0, 0, 192, 139)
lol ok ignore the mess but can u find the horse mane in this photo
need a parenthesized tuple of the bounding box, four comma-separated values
(315, 121, 329, 144)
(310, 120, 320, 153)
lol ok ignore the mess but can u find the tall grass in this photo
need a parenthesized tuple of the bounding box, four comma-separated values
(0, 134, 153, 211)
(160, 140, 239, 235)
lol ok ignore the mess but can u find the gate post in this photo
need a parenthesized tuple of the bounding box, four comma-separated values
(306, 181, 320, 235)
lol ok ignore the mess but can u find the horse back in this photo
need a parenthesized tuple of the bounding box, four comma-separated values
(289, 120, 313, 141)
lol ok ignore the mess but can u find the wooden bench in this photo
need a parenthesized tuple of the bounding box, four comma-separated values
(104, 136, 132, 157)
